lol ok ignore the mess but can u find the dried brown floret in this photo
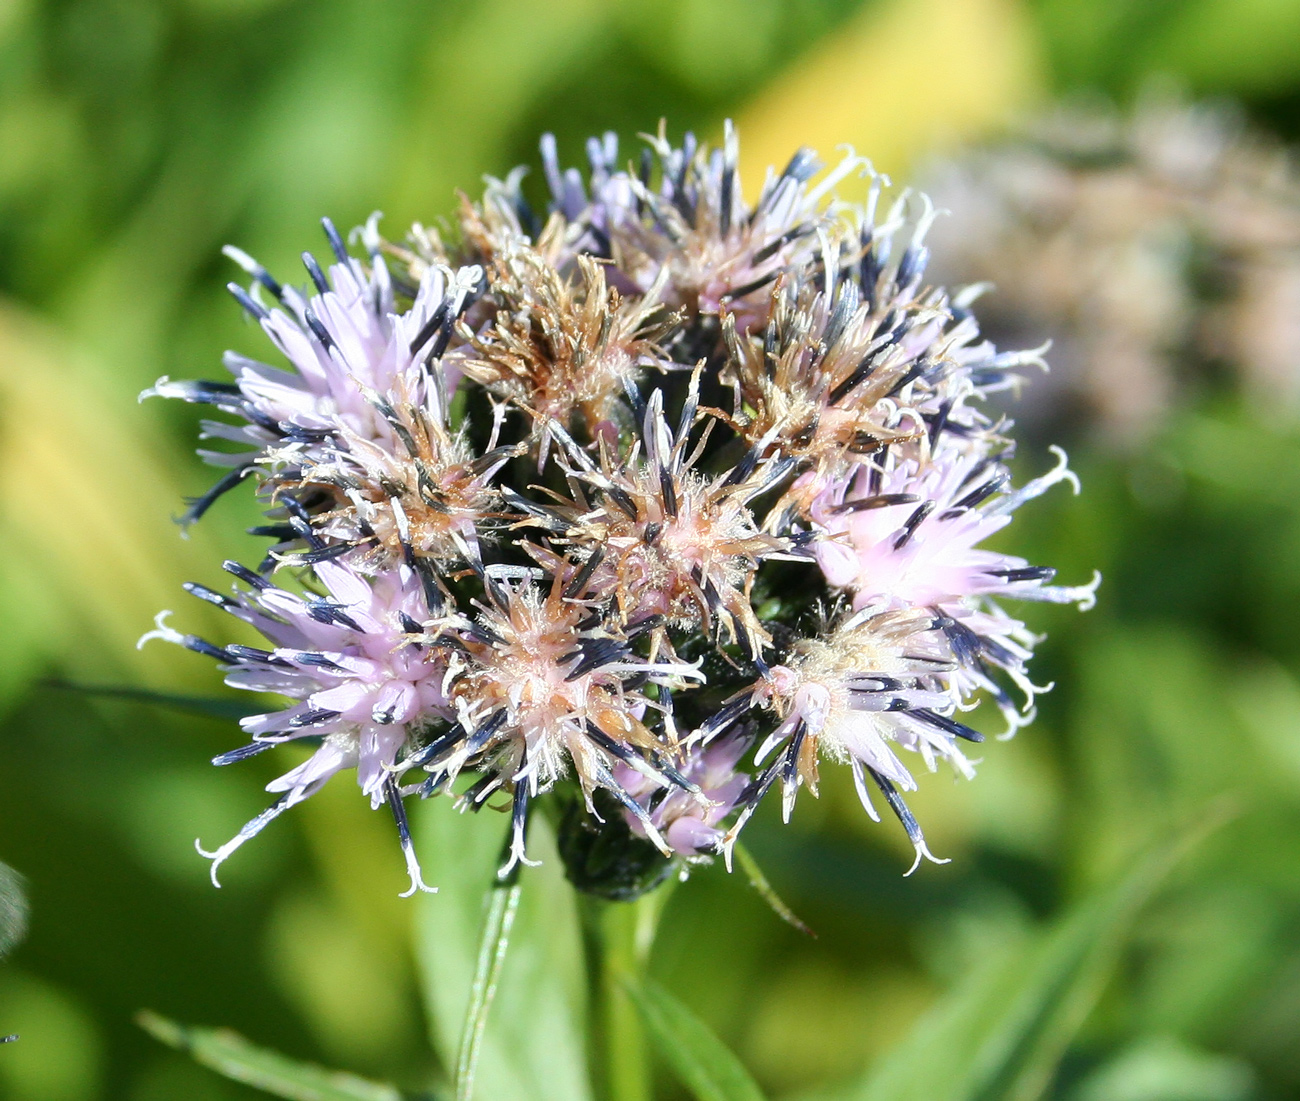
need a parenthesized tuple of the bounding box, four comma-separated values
(719, 274, 931, 477)
(271, 373, 515, 570)
(463, 244, 679, 446)
(529, 378, 797, 662)
(436, 573, 702, 870)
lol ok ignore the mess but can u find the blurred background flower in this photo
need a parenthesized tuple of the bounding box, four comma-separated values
(3, 0, 1300, 1098)
(921, 85, 1300, 444)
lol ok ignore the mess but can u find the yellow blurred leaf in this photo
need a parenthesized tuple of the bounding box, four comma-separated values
(0, 299, 231, 689)
(737, 0, 1044, 195)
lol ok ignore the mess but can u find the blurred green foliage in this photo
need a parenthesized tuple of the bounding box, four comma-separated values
(4, 0, 1300, 1098)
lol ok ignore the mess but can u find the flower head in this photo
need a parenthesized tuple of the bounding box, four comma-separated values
(810, 442, 1099, 732)
(147, 121, 1096, 894)
(541, 121, 868, 332)
(704, 605, 964, 872)
(411, 572, 704, 874)
(140, 558, 447, 895)
(143, 215, 483, 530)
(464, 246, 679, 451)
(524, 380, 799, 664)
(275, 370, 515, 571)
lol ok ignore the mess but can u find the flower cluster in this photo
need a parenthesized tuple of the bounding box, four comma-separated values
(922, 87, 1300, 442)
(143, 122, 1095, 895)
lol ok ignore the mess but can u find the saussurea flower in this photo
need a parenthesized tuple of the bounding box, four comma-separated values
(144, 121, 1096, 896)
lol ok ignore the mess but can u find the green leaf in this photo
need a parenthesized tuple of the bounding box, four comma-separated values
(809, 810, 1227, 1101)
(454, 877, 522, 1101)
(413, 798, 593, 1101)
(46, 679, 258, 720)
(627, 976, 767, 1101)
(137, 1011, 404, 1101)
(732, 842, 813, 937)
(0, 861, 28, 958)
(1069, 1035, 1255, 1101)
(1137, 0, 1300, 95)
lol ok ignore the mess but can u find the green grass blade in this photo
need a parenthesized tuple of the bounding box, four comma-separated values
(137, 1011, 403, 1101)
(455, 878, 522, 1101)
(0, 862, 28, 958)
(46, 680, 258, 720)
(626, 976, 767, 1101)
(733, 842, 814, 937)
(818, 807, 1230, 1101)
(414, 799, 593, 1101)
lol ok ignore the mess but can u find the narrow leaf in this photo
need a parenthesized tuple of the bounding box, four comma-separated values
(810, 806, 1230, 1101)
(47, 679, 257, 720)
(627, 976, 767, 1101)
(733, 842, 814, 937)
(414, 798, 593, 1101)
(455, 879, 522, 1101)
(137, 1011, 403, 1101)
(0, 862, 28, 958)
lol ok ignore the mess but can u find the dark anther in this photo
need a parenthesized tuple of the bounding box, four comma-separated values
(467, 710, 508, 753)
(564, 637, 630, 682)
(912, 709, 984, 743)
(183, 582, 235, 609)
(865, 767, 925, 847)
(701, 692, 756, 739)
(722, 442, 763, 488)
(321, 218, 348, 263)
(782, 719, 808, 791)
(247, 524, 298, 541)
(290, 542, 356, 566)
(286, 651, 346, 671)
(605, 484, 639, 520)
(212, 742, 275, 766)
(407, 725, 467, 768)
(180, 464, 254, 526)
(624, 614, 665, 640)
(892, 500, 936, 550)
(302, 307, 337, 352)
(725, 269, 781, 301)
(779, 147, 820, 184)
(563, 548, 605, 599)
(927, 398, 954, 448)
(288, 708, 341, 728)
(895, 244, 928, 289)
(226, 644, 289, 666)
(301, 251, 330, 295)
(828, 353, 877, 405)
(834, 492, 919, 514)
(950, 471, 1010, 513)
(306, 601, 365, 632)
(409, 299, 451, 355)
(659, 468, 679, 518)
(183, 635, 235, 663)
(988, 566, 1056, 584)
(227, 283, 270, 321)
(223, 560, 271, 589)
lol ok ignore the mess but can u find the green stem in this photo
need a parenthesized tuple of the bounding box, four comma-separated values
(601, 900, 648, 1101)
(593, 882, 677, 1101)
